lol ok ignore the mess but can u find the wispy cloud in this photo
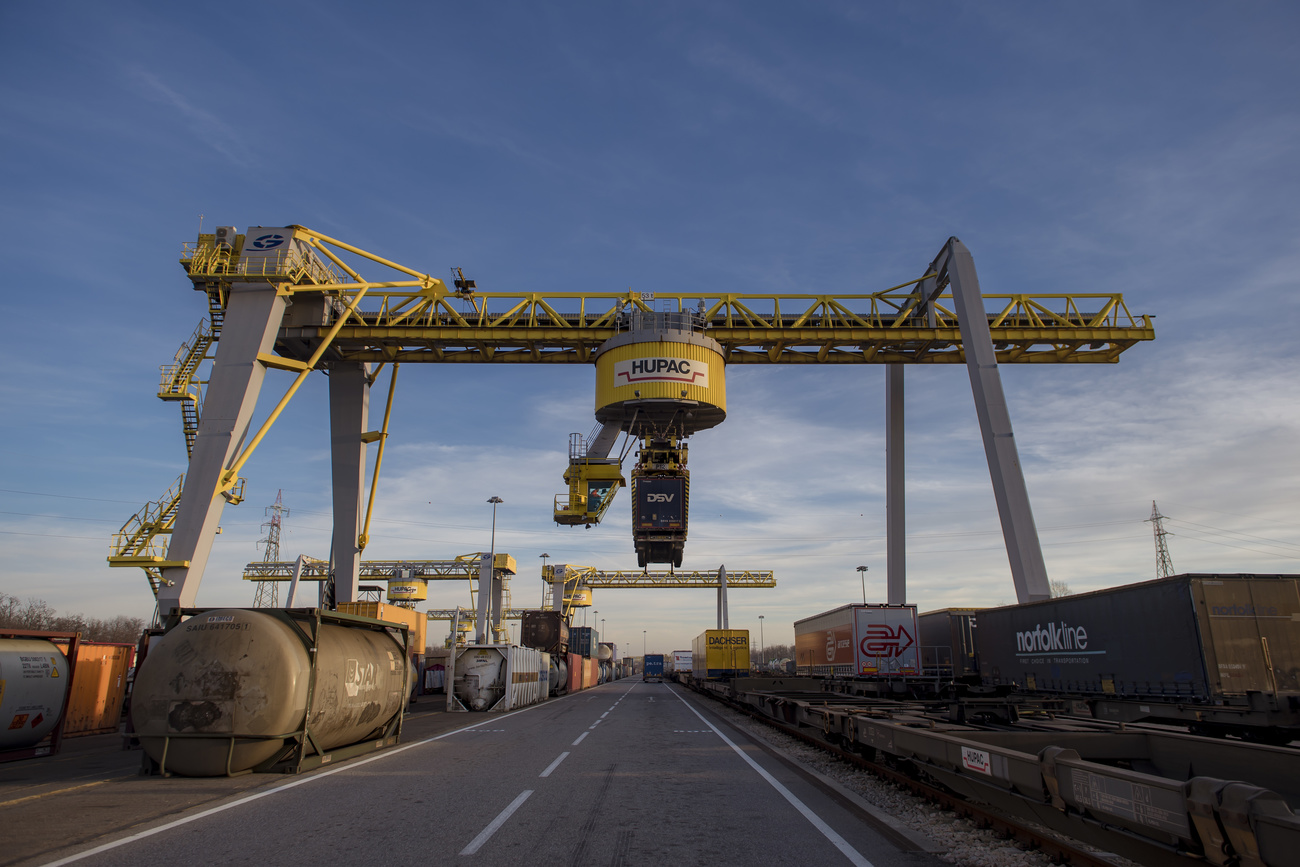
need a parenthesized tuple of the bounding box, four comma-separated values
(124, 65, 252, 166)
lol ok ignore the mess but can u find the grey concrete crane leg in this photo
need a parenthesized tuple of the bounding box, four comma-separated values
(476, 554, 494, 644)
(551, 565, 567, 613)
(329, 363, 370, 605)
(945, 239, 1051, 603)
(886, 364, 906, 605)
(717, 565, 729, 629)
(157, 284, 287, 614)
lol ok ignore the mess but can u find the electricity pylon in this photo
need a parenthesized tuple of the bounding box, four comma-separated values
(253, 491, 289, 607)
(1146, 500, 1176, 579)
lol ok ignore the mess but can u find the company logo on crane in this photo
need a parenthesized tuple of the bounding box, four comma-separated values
(250, 233, 287, 250)
(614, 358, 709, 388)
(860, 623, 914, 658)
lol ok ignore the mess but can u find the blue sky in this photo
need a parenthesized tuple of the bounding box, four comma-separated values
(2, 2, 1298, 655)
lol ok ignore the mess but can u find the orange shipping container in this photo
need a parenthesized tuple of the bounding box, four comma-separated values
(62, 643, 135, 737)
(335, 602, 427, 653)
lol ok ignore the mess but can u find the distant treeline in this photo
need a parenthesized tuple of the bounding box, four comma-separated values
(0, 592, 145, 644)
(757, 642, 793, 660)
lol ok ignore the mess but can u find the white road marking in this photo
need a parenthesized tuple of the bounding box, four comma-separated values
(35, 699, 557, 867)
(671, 689, 875, 867)
(588, 719, 602, 729)
(600, 712, 609, 718)
(572, 731, 589, 746)
(459, 789, 533, 855)
(539, 752, 570, 778)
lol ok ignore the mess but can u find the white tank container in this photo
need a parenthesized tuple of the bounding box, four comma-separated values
(450, 645, 550, 712)
(0, 639, 70, 750)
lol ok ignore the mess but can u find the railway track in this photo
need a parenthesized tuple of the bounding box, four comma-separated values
(688, 678, 1300, 867)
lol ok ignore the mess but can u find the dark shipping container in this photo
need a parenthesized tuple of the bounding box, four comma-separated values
(633, 477, 686, 529)
(977, 574, 1300, 702)
(918, 609, 982, 678)
(569, 626, 599, 658)
(521, 610, 569, 655)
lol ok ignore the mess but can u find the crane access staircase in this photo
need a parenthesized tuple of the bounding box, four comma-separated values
(109, 297, 242, 595)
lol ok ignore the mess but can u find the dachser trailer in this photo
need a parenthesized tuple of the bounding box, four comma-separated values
(692, 630, 750, 679)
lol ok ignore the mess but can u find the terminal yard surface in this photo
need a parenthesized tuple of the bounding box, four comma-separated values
(1, 682, 937, 867)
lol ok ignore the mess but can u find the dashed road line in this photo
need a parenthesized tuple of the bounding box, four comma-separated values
(572, 731, 589, 746)
(539, 752, 570, 778)
(460, 789, 533, 855)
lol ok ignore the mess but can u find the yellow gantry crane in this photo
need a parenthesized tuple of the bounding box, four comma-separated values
(113, 226, 1155, 613)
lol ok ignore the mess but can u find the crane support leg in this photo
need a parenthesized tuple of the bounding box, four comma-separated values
(551, 565, 567, 614)
(945, 238, 1051, 603)
(329, 363, 370, 605)
(886, 364, 906, 604)
(716, 565, 729, 629)
(475, 554, 495, 644)
(157, 284, 288, 614)
(490, 559, 504, 639)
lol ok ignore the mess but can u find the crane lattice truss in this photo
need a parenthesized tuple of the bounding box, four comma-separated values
(117, 226, 1154, 614)
(426, 608, 528, 621)
(549, 566, 775, 589)
(181, 229, 1151, 366)
(242, 556, 491, 582)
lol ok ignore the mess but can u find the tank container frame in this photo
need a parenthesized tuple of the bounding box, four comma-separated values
(143, 607, 409, 777)
(0, 630, 82, 764)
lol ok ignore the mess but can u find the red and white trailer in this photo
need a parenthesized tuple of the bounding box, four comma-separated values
(794, 603, 920, 677)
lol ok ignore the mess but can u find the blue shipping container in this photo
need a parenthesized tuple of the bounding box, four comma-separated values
(570, 627, 599, 658)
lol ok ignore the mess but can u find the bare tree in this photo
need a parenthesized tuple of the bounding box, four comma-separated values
(0, 592, 145, 643)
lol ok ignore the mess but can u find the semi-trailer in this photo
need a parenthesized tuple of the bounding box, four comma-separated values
(977, 573, 1300, 740)
(670, 650, 692, 675)
(643, 654, 665, 682)
(692, 629, 750, 679)
(793, 604, 919, 677)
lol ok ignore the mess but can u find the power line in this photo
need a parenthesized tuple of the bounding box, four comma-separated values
(1166, 518, 1300, 554)
(0, 511, 120, 523)
(0, 488, 142, 505)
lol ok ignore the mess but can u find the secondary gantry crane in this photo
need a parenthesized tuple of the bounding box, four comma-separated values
(111, 225, 1154, 618)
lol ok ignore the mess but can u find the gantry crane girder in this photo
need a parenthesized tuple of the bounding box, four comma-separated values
(241, 555, 514, 582)
(546, 566, 776, 589)
(180, 227, 1152, 368)
(273, 301, 1148, 365)
(426, 608, 529, 620)
(136, 226, 1155, 617)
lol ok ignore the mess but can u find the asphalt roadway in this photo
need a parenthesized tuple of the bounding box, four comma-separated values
(4, 681, 943, 867)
